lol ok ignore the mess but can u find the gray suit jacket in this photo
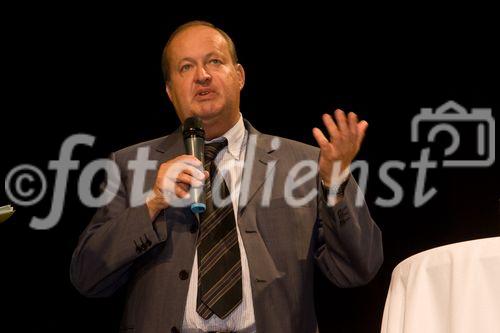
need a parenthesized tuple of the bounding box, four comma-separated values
(70, 120, 383, 333)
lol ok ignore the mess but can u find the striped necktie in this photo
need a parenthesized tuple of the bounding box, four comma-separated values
(196, 138, 243, 320)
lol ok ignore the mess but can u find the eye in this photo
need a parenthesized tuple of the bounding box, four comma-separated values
(209, 59, 222, 65)
(180, 64, 192, 72)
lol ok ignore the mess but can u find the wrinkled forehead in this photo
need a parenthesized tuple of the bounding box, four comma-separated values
(167, 26, 230, 63)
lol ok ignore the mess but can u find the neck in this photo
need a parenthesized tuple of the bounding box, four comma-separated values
(203, 112, 240, 140)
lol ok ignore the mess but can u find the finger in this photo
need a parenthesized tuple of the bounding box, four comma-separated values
(166, 164, 203, 183)
(177, 155, 203, 168)
(357, 120, 369, 146)
(177, 182, 190, 193)
(322, 113, 339, 140)
(174, 185, 190, 199)
(334, 109, 349, 134)
(175, 172, 203, 187)
(312, 128, 334, 154)
(348, 112, 359, 136)
(160, 177, 176, 194)
(181, 165, 206, 180)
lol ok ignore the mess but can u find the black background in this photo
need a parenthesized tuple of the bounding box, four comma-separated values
(0, 4, 498, 333)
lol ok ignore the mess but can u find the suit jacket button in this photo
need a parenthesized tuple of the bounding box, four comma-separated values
(179, 270, 189, 280)
(171, 327, 180, 333)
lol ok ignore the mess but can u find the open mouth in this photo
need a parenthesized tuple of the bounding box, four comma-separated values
(195, 90, 216, 99)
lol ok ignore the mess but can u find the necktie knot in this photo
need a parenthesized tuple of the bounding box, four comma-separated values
(204, 138, 228, 164)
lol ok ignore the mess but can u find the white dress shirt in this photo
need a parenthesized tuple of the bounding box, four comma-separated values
(182, 115, 256, 332)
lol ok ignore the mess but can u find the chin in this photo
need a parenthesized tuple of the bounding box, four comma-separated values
(193, 105, 225, 120)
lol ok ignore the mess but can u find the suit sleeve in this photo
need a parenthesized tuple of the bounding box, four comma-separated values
(70, 152, 168, 297)
(314, 174, 383, 287)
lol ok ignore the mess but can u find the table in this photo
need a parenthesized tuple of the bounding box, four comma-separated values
(381, 237, 500, 333)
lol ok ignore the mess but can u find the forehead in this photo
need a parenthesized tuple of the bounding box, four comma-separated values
(168, 26, 230, 62)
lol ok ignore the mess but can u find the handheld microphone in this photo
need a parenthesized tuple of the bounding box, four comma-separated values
(182, 117, 206, 214)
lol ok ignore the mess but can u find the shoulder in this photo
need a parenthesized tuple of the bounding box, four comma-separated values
(258, 133, 320, 161)
(111, 135, 170, 163)
(245, 119, 319, 161)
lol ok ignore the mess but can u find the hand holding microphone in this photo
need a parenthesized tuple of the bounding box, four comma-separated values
(146, 117, 208, 219)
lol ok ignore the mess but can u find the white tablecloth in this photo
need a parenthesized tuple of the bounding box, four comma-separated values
(381, 237, 500, 333)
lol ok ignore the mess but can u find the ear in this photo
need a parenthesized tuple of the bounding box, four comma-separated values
(235, 64, 245, 90)
(165, 82, 173, 102)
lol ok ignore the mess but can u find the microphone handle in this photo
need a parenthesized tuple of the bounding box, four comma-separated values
(185, 136, 206, 213)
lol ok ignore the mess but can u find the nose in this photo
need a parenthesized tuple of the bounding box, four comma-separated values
(195, 65, 211, 85)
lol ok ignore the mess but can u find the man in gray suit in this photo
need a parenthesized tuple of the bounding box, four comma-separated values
(70, 21, 383, 333)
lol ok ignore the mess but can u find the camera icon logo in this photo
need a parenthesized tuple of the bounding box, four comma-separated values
(411, 100, 495, 167)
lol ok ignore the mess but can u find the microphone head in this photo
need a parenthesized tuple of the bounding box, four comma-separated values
(183, 117, 205, 139)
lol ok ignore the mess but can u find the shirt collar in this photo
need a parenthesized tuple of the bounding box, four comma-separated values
(206, 113, 245, 160)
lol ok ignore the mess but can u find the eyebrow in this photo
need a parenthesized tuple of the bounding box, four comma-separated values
(178, 57, 196, 65)
(177, 52, 224, 66)
(204, 52, 222, 60)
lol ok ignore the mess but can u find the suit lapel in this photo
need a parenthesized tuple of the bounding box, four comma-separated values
(238, 120, 279, 216)
(154, 127, 184, 160)
(136, 128, 186, 203)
